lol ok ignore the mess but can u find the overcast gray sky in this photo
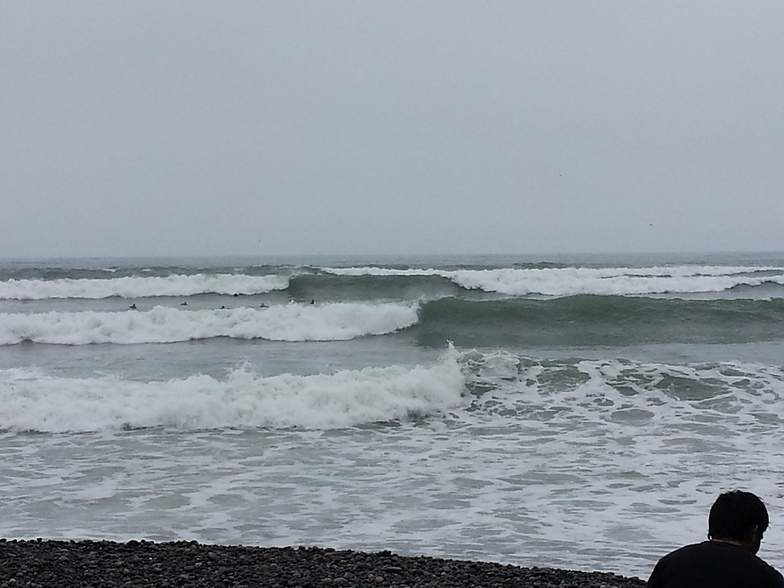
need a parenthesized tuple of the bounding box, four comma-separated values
(1, 1, 782, 259)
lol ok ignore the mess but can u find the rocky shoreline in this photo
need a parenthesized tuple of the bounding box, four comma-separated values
(0, 539, 645, 588)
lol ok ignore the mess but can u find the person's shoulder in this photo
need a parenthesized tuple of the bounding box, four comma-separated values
(647, 542, 708, 584)
(657, 540, 711, 560)
(649, 541, 784, 588)
(756, 557, 784, 587)
(699, 543, 784, 588)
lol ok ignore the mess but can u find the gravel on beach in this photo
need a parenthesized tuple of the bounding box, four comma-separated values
(0, 539, 646, 588)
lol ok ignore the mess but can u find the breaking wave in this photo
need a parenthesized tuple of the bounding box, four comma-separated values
(0, 351, 465, 432)
(0, 302, 420, 345)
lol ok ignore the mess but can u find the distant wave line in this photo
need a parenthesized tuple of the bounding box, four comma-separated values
(322, 265, 784, 297)
(0, 273, 290, 300)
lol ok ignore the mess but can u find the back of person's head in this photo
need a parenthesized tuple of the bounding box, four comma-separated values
(708, 490, 769, 541)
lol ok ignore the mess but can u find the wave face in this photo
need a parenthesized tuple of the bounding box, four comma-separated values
(415, 296, 784, 346)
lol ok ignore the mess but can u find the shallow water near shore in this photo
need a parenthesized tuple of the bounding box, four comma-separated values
(2, 253, 784, 578)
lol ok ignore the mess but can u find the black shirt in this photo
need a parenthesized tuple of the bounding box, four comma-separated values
(647, 540, 784, 588)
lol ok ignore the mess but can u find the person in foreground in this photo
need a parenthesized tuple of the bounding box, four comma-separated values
(647, 490, 784, 588)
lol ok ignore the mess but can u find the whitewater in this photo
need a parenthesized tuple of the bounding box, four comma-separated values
(0, 302, 420, 345)
(1, 252, 783, 579)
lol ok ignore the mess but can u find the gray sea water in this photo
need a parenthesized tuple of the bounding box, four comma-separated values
(2, 252, 784, 578)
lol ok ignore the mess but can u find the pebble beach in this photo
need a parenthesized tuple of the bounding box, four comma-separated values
(0, 540, 646, 588)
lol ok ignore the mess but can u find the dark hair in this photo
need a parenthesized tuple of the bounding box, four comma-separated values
(708, 490, 769, 541)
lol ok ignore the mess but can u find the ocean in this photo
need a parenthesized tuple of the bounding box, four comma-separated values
(1, 252, 783, 579)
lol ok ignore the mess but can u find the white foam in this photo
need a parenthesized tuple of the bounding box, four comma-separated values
(323, 265, 784, 296)
(462, 351, 784, 430)
(0, 302, 420, 345)
(0, 351, 466, 433)
(0, 273, 289, 300)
